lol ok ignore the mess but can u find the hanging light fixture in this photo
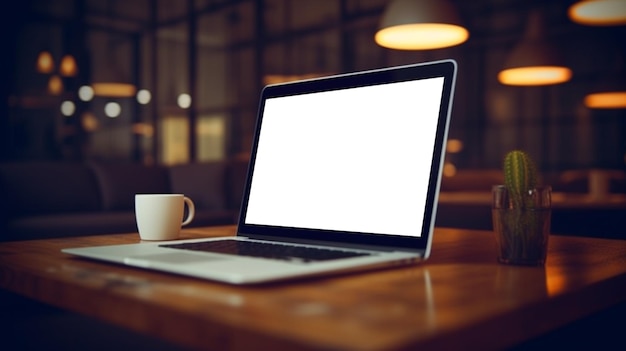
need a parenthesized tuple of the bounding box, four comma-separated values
(568, 0, 626, 26)
(36, 50, 55, 74)
(92, 82, 137, 98)
(90, 32, 137, 98)
(498, 10, 572, 86)
(91, 0, 137, 98)
(59, 54, 78, 77)
(48, 75, 63, 95)
(375, 0, 469, 50)
(584, 92, 626, 108)
(583, 55, 626, 109)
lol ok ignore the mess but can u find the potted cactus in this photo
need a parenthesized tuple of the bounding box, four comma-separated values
(492, 150, 551, 265)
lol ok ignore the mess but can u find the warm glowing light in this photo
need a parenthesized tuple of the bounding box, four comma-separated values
(376, 0, 468, 50)
(78, 86, 94, 101)
(104, 102, 122, 118)
(498, 66, 573, 86)
(569, 0, 626, 26)
(443, 162, 457, 177)
(36, 51, 54, 74)
(584, 91, 626, 109)
(48, 75, 63, 95)
(546, 266, 568, 297)
(137, 89, 152, 104)
(499, 11, 573, 87)
(59, 55, 78, 77)
(178, 93, 192, 109)
(92, 83, 137, 97)
(375, 23, 469, 50)
(132, 123, 154, 137)
(446, 139, 464, 153)
(60, 101, 76, 116)
(81, 112, 99, 132)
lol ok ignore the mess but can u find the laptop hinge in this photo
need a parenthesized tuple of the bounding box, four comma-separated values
(242, 234, 422, 254)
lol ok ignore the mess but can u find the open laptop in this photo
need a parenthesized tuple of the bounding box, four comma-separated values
(63, 59, 458, 284)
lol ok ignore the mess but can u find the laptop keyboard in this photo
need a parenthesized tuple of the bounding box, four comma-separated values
(160, 239, 372, 263)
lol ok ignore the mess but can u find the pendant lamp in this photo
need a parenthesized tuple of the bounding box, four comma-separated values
(584, 92, 626, 108)
(36, 50, 55, 74)
(59, 54, 78, 77)
(375, 0, 469, 50)
(92, 82, 137, 98)
(569, 0, 626, 26)
(584, 57, 626, 109)
(498, 11, 572, 86)
(91, 38, 136, 98)
(91, 0, 137, 98)
(48, 75, 63, 95)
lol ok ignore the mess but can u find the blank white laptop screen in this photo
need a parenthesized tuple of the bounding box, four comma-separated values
(244, 77, 445, 237)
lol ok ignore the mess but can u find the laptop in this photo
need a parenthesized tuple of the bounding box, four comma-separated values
(62, 59, 458, 284)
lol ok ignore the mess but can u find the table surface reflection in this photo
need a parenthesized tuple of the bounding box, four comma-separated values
(1, 226, 625, 351)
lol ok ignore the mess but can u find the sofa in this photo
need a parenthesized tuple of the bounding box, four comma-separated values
(0, 159, 249, 241)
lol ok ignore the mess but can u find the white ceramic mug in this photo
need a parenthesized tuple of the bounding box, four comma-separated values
(135, 194, 195, 241)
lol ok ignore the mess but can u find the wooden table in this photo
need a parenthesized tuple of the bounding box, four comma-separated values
(1, 226, 626, 351)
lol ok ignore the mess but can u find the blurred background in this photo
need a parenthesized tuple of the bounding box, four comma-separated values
(1, 0, 625, 174)
(1, 3, 624, 346)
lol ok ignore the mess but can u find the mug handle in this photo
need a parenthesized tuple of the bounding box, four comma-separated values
(181, 196, 195, 226)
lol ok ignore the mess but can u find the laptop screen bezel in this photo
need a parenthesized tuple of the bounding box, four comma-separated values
(235, 59, 457, 251)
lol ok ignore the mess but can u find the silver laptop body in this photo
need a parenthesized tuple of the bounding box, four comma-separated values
(63, 59, 458, 284)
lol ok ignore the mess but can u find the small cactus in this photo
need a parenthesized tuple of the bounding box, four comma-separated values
(503, 150, 537, 207)
(495, 150, 550, 265)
